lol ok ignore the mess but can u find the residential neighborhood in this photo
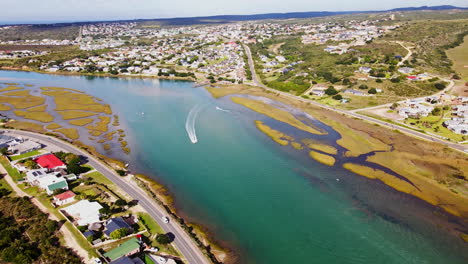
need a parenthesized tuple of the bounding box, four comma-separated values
(0, 132, 182, 264)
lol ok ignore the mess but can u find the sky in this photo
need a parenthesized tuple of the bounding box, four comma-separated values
(1, 0, 467, 23)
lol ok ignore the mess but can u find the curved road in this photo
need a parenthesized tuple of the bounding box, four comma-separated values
(0, 129, 210, 264)
(242, 44, 467, 154)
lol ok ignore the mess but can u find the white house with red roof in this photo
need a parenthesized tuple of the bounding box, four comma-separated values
(34, 154, 67, 170)
(53, 190, 76, 206)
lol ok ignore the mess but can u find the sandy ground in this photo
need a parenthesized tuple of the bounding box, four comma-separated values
(0, 164, 91, 264)
(365, 107, 402, 120)
(451, 81, 468, 97)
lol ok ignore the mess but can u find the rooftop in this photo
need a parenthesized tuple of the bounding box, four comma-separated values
(104, 237, 141, 261)
(34, 154, 65, 169)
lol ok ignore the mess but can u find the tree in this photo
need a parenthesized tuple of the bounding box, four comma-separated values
(434, 82, 446, 90)
(0, 188, 11, 198)
(358, 84, 368, 90)
(376, 79, 383, 83)
(368, 88, 377, 94)
(23, 159, 38, 170)
(0, 147, 8, 155)
(110, 228, 128, 240)
(324, 86, 338, 96)
(332, 94, 343, 100)
(99, 207, 110, 216)
(156, 233, 172, 244)
(64, 153, 80, 165)
(390, 103, 399, 110)
(115, 199, 127, 207)
(116, 169, 126, 176)
(431, 107, 441, 116)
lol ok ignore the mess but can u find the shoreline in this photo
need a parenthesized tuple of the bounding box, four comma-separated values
(205, 85, 468, 221)
(1, 69, 466, 260)
(0, 66, 199, 83)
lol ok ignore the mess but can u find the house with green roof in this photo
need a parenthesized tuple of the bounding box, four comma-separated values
(104, 237, 142, 262)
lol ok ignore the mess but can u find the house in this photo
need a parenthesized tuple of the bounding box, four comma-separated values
(62, 200, 103, 226)
(26, 168, 51, 185)
(343, 89, 370, 96)
(398, 67, 414, 74)
(34, 154, 66, 170)
(104, 217, 133, 237)
(44, 177, 68, 195)
(8, 140, 41, 155)
(151, 255, 177, 264)
(110, 256, 144, 264)
(0, 134, 16, 148)
(53, 190, 76, 206)
(104, 237, 142, 262)
(358, 66, 372, 73)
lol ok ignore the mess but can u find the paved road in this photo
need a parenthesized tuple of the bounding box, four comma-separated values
(242, 45, 467, 154)
(0, 129, 211, 264)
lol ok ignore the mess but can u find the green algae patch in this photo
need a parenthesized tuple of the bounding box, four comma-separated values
(13, 110, 54, 123)
(0, 86, 23, 92)
(0, 90, 45, 109)
(68, 118, 94, 126)
(0, 103, 11, 111)
(255, 120, 292, 146)
(309, 151, 335, 166)
(54, 127, 80, 140)
(302, 139, 338, 155)
(232, 96, 324, 135)
(343, 162, 468, 217)
(291, 142, 303, 150)
(8, 121, 45, 132)
(42, 87, 112, 114)
(46, 123, 62, 130)
(57, 110, 97, 120)
(26, 105, 47, 112)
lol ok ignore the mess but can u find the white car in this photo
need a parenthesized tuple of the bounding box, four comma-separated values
(162, 216, 169, 223)
(92, 258, 102, 264)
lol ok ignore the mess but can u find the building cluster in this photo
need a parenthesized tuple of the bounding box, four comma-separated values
(444, 97, 468, 135)
(1, 133, 178, 264)
(0, 50, 48, 59)
(300, 20, 399, 53)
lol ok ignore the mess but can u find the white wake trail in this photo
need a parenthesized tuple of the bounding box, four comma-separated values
(215, 106, 230, 113)
(185, 105, 203, 144)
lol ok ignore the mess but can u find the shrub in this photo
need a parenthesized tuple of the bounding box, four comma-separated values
(332, 94, 343, 100)
(434, 82, 446, 90)
(325, 86, 338, 95)
(368, 88, 377, 94)
(358, 84, 368, 90)
(110, 228, 128, 240)
(156, 233, 172, 244)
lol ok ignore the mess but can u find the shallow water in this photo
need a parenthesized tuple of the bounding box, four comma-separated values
(1, 71, 467, 264)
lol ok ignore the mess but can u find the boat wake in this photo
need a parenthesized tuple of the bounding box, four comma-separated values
(185, 104, 203, 144)
(215, 106, 230, 113)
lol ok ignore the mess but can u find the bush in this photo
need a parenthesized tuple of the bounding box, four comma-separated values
(368, 88, 377, 94)
(358, 84, 368, 90)
(156, 233, 172, 244)
(434, 82, 446, 90)
(116, 169, 126, 176)
(110, 228, 128, 240)
(332, 94, 343, 100)
(376, 79, 383, 83)
(325, 86, 338, 95)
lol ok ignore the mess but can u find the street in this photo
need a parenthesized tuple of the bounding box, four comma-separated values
(0, 129, 210, 264)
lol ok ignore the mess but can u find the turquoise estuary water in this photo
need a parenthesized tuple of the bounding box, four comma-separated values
(1, 71, 467, 264)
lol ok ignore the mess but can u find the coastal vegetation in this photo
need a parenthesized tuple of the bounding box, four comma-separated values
(231, 96, 324, 135)
(207, 84, 468, 219)
(53, 127, 80, 140)
(0, 196, 82, 264)
(13, 110, 54, 123)
(69, 118, 95, 126)
(302, 139, 338, 155)
(255, 120, 293, 146)
(309, 151, 335, 166)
